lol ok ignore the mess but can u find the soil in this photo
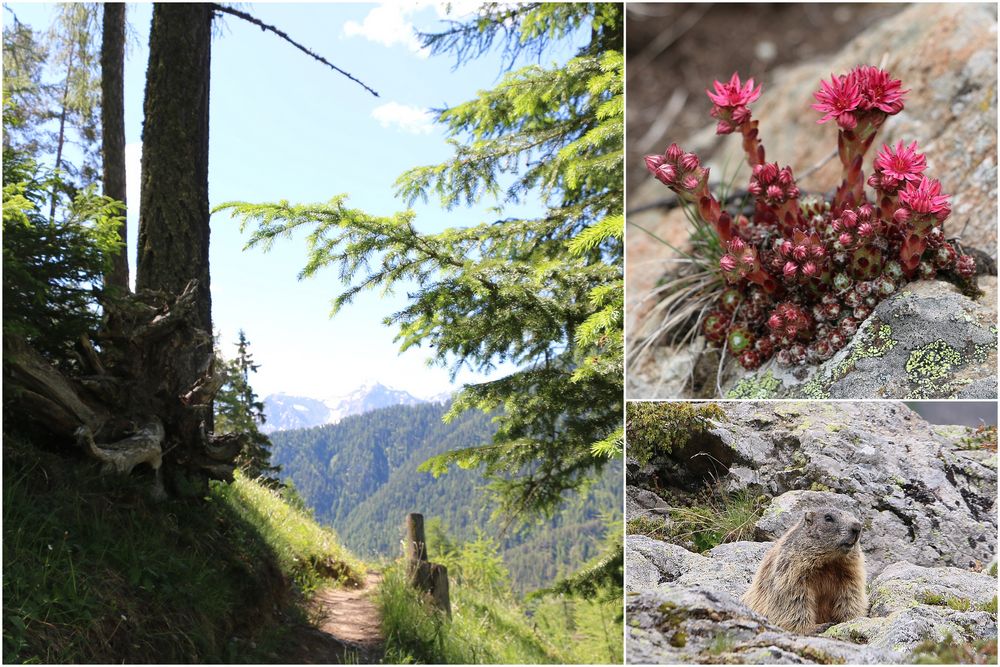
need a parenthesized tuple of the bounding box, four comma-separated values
(282, 571, 384, 664)
(626, 3, 906, 202)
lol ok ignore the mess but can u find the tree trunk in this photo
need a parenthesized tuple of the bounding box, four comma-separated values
(135, 3, 215, 490)
(101, 2, 128, 292)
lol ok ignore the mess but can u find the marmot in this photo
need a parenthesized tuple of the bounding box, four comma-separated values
(742, 508, 867, 633)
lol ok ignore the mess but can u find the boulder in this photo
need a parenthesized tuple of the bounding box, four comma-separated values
(626, 485, 671, 528)
(728, 280, 998, 400)
(627, 587, 900, 664)
(822, 562, 998, 658)
(625, 535, 707, 593)
(868, 561, 998, 617)
(626, 546, 997, 664)
(680, 402, 999, 577)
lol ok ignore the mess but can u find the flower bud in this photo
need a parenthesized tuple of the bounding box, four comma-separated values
(731, 106, 751, 124)
(681, 174, 699, 190)
(680, 152, 700, 171)
(644, 154, 665, 172)
(716, 120, 735, 134)
(656, 164, 677, 185)
(665, 143, 683, 161)
(956, 254, 976, 277)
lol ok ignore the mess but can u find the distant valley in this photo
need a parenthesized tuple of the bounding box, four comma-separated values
(267, 399, 621, 592)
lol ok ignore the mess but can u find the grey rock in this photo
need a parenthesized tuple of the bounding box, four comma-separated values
(626, 535, 707, 593)
(698, 402, 997, 577)
(820, 563, 998, 657)
(627, 588, 900, 664)
(728, 280, 998, 400)
(673, 541, 771, 600)
(869, 561, 998, 617)
(626, 485, 671, 528)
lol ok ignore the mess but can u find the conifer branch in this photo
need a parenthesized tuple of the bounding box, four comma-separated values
(210, 4, 379, 98)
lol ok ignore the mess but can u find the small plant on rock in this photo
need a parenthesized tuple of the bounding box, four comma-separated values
(643, 67, 976, 373)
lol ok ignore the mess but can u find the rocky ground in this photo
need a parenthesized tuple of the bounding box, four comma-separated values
(626, 402, 998, 664)
(626, 3, 998, 400)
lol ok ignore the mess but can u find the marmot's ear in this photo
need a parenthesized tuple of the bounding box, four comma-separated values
(804, 510, 815, 524)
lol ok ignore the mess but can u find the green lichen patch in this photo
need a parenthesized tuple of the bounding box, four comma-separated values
(727, 369, 783, 399)
(904, 339, 978, 399)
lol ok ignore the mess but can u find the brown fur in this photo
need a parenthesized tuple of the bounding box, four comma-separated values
(741, 508, 868, 633)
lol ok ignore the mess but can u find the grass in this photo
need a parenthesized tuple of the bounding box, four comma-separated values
(2, 436, 361, 663)
(667, 488, 766, 552)
(376, 563, 622, 664)
(212, 473, 365, 593)
(912, 633, 998, 664)
(626, 515, 670, 541)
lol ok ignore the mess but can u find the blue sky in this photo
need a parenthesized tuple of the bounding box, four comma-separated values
(7, 3, 587, 400)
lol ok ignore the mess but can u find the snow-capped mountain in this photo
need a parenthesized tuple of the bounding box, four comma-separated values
(325, 382, 425, 424)
(261, 383, 428, 433)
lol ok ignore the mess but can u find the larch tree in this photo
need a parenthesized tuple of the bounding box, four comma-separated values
(101, 2, 128, 291)
(221, 3, 623, 526)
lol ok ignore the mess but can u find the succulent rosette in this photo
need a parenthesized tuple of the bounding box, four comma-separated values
(643, 66, 975, 371)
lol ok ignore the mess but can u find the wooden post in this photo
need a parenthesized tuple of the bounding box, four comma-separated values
(403, 512, 451, 617)
(405, 512, 428, 563)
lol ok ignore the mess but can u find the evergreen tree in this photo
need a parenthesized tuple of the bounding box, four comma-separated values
(220, 3, 624, 527)
(215, 330, 280, 484)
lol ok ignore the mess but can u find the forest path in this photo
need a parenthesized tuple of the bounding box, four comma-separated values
(285, 571, 385, 664)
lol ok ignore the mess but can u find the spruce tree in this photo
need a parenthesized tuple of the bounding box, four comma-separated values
(215, 330, 280, 484)
(219, 3, 623, 522)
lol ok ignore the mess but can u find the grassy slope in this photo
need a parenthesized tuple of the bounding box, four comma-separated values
(2, 437, 362, 663)
(377, 564, 623, 664)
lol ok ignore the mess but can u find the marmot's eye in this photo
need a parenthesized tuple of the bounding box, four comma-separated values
(824, 514, 834, 522)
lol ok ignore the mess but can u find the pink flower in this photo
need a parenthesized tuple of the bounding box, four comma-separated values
(812, 73, 862, 130)
(707, 73, 761, 135)
(706, 72, 762, 108)
(874, 141, 926, 184)
(899, 176, 951, 218)
(852, 66, 907, 114)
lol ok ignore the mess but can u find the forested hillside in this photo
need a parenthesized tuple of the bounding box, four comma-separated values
(270, 402, 622, 592)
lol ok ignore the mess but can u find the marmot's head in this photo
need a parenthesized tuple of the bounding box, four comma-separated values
(801, 507, 862, 554)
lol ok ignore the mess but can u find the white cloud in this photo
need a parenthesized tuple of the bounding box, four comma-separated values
(343, 3, 428, 57)
(371, 102, 435, 135)
(342, 1, 483, 56)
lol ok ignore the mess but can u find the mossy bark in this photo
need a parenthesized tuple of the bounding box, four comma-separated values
(134, 4, 216, 490)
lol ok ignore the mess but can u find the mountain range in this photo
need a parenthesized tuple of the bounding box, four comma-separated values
(261, 382, 450, 433)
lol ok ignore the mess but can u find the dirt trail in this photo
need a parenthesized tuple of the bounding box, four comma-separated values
(285, 571, 384, 664)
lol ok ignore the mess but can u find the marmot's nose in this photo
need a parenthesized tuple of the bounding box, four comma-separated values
(849, 522, 861, 540)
